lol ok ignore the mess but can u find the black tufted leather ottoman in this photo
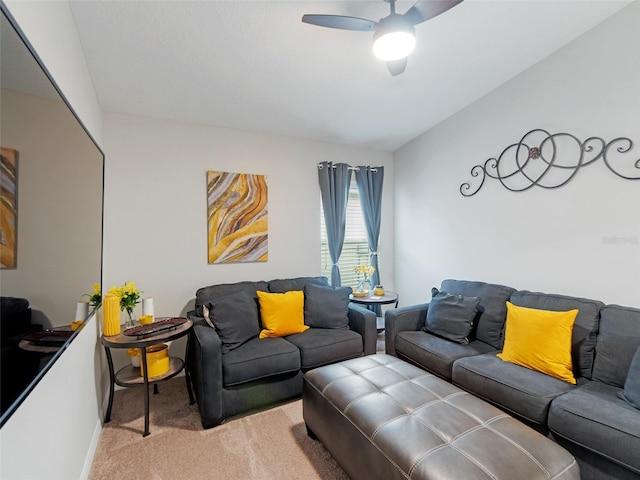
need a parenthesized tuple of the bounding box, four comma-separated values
(303, 354, 579, 480)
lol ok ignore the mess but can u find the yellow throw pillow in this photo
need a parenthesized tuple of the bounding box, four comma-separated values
(257, 290, 308, 338)
(497, 302, 578, 384)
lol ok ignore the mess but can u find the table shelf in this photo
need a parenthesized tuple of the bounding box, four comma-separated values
(114, 357, 185, 387)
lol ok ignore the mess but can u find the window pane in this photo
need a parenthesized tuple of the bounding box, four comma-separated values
(320, 178, 374, 289)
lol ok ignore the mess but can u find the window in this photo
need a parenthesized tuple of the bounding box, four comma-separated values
(320, 179, 372, 288)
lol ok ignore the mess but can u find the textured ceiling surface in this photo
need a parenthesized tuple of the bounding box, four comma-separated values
(69, 0, 632, 152)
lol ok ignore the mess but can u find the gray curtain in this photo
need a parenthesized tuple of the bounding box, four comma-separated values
(355, 166, 384, 304)
(318, 162, 352, 287)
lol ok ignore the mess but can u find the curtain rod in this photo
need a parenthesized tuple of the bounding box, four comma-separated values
(317, 163, 378, 172)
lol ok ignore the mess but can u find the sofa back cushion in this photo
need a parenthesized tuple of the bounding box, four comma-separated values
(206, 291, 261, 353)
(592, 304, 640, 387)
(509, 291, 603, 379)
(1, 296, 32, 339)
(303, 283, 352, 329)
(619, 346, 640, 409)
(268, 276, 329, 293)
(195, 280, 269, 317)
(440, 279, 516, 349)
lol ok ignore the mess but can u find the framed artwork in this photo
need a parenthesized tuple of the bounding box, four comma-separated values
(207, 170, 268, 263)
(1, 147, 18, 269)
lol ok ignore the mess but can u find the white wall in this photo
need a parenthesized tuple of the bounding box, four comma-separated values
(1, 3, 105, 480)
(4, 0, 102, 144)
(394, 2, 640, 308)
(102, 113, 395, 318)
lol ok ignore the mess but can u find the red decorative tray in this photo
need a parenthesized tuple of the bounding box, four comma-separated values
(23, 329, 74, 346)
(123, 317, 187, 337)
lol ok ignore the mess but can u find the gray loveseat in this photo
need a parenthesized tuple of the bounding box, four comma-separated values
(187, 276, 377, 428)
(386, 279, 640, 480)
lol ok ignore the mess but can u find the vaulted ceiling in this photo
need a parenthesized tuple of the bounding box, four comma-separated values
(69, 0, 632, 151)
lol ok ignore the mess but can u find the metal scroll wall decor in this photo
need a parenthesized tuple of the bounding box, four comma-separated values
(460, 129, 640, 197)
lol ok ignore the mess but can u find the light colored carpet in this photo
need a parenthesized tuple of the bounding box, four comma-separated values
(377, 331, 385, 354)
(88, 377, 349, 480)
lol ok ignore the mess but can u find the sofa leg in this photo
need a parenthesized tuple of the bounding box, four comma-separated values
(306, 424, 318, 440)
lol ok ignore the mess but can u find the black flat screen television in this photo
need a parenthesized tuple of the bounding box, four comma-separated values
(0, 5, 104, 427)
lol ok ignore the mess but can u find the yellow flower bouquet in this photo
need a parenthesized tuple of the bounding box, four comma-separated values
(108, 281, 142, 327)
(84, 283, 102, 309)
(354, 264, 375, 296)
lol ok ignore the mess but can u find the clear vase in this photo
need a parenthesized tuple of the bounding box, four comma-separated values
(356, 280, 370, 294)
(126, 309, 136, 328)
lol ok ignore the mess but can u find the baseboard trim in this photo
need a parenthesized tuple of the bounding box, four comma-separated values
(79, 417, 104, 480)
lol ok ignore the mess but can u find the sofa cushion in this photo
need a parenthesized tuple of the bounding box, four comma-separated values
(303, 283, 351, 329)
(195, 280, 269, 317)
(257, 290, 308, 338)
(549, 381, 640, 474)
(497, 302, 578, 384)
(425, 288, 480, 345)
(396, 331, 496, 381)
(285, 328, 362, 369)
(268, 276, 329, 293)
(452, 353, 575, 425)
(205, 291, 261, 353)
(592, 304, 640, 388)
(509, 291, 603, 380)
(221, 336, 301, 386)
(619, 347, 640, 409)
(440, 279, 516, 349)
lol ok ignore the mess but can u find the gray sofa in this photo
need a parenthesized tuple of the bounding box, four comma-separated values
(187, 276, 377, 428)
(386, 279, 640, 480)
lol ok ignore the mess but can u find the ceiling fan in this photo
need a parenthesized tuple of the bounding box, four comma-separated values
(301, 0, 464, 76)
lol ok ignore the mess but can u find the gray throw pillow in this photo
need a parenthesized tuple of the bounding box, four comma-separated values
(619, 346, 640, 409)
(303, 283, 352, 329)
(424, 288, 481, 345)
(206, 291, 261, 353)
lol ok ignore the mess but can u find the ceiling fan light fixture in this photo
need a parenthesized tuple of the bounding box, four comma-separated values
(372, 16, 415, 61)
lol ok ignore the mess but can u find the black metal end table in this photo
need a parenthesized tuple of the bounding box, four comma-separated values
(100, 318, 194, 437)
(350, 291, 399, 330)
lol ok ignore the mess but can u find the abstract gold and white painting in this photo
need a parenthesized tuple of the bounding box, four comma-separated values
(207, 170, 268, 263)
(1, 147, 18, 269)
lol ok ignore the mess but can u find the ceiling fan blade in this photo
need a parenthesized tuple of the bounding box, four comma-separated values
(404, 0, 464, 26)
(301, 14, 376, 31)
(387, 58, 407, 76)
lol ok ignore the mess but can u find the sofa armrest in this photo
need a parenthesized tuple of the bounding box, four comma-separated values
(348, 303, 377, 356)
(187, 311, 208, 327)
(385, 303, 429, 356)
(188, 322, 225, 428)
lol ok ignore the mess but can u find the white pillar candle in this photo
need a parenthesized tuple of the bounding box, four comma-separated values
(142, 298, 154, 317)
(75, 301, 89, 321)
